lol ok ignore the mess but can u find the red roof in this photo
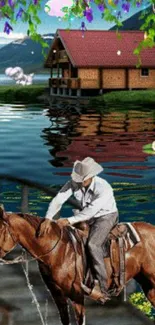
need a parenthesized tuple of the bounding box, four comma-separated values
(56, 29, 155, 68)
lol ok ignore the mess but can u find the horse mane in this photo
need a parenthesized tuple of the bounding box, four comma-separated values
(17, 213, 42, 230)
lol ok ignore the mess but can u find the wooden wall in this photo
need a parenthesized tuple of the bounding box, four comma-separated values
(78, 68, 99, 88)
(102, 69, 126, 89)
(128, 69, 155, 89)
(77, 68, 155, 89)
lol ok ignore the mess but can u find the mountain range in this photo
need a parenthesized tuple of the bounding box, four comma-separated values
(0, 33, 55, 74)
(111, 5, 151, 30)
(0, 7, 151, 74)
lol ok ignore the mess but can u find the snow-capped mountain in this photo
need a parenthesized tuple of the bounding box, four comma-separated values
(0, 33, 55, 74)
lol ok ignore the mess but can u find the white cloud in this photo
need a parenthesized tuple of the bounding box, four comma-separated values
(0, 32, 26, 39)
(43, 35, 54, 39)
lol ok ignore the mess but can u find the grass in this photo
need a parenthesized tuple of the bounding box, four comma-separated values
(129, 292, 154, 320)
(90, 90, 155, 107)
(0, 85, 47, 104)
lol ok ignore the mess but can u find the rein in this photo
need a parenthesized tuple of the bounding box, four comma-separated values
(0, 227, 63, 265)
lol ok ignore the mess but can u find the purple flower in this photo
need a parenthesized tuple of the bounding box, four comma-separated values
(98, 3, 104, 11)
(83, 7, 93, 22)
(81, 21, 87, 31)
(122, 2, 130, 12)
(81, 21, 85, 29)
(136, 1, 141, 7)
(117, 10, 122, 19)
(8, 0, 14, 8)
(33, 0, 38, 4)
(16, 7, 24, 19)
(4, 21, 13, 34)
(0, 0, 5, 7)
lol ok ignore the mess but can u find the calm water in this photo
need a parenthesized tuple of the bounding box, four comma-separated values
(0, 104, 154, 223)
(0, 103, 155, 324)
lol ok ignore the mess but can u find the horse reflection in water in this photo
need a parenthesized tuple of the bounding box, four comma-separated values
(0, 206, 155, 325)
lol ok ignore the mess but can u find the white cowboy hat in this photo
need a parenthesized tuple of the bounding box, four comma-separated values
(71, 157, 103, 183)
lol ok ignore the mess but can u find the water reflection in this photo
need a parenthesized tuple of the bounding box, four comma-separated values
(0, 104, 155, 323)
(42, 109, 155, 167)
(41, 108, 155, 224)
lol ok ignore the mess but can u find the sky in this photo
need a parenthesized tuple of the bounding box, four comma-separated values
(0, 0, 150, 44)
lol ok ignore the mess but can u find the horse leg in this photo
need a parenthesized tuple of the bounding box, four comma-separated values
(134, 272, 155, 307)
(38, 262, 70, 325)
(71, 299, 86, 325)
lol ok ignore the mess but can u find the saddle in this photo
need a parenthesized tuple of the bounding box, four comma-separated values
(66, 221, 140, 296)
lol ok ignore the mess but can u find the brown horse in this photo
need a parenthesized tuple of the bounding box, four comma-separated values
(0, 206, 155, 325)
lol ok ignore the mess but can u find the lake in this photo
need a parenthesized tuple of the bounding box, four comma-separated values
(0, 104, 154, 223)
(0, 73, 49, 85)
(0, 103, 155, 324)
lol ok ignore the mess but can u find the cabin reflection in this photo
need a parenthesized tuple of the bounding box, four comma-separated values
(42, 110, 155, 167)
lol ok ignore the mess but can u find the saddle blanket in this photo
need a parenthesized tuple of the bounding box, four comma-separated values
(124, 222, 140, 249)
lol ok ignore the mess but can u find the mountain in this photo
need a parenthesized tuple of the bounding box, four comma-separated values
(110, 6, 151, 30)
(0, 33, 55, 74)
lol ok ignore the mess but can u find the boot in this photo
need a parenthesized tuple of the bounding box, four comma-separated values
(81, 280, 111, 304)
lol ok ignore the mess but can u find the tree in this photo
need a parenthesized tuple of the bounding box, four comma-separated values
(1, 0, 155, 63)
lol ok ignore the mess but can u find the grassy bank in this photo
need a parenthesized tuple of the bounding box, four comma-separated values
(90, 90, 155, 107)
(0, 85, 47, 103)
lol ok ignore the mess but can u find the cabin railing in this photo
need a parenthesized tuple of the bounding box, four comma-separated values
(49, 78, 81, 89)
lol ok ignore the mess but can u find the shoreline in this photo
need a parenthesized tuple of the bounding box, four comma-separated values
(89, 90, 155, 108)
(0, 86, 155, 106)
(0, 85, 47, 104)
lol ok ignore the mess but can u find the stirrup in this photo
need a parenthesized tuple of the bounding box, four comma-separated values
(81, 280, 110, 304)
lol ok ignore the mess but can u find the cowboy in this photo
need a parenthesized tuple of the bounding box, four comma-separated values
(38, 157, 119, 302)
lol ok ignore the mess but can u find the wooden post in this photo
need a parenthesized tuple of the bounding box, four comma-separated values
(57, 63, 60, 78)
(77, 89, 81, 97)
(57, 88, 60, 95)
(69, 62, 71, 78)
(125, 68, 129, 89)
(21, 185, 29, 213)
(63, 88, 67, 96)
(99, 67, 102, 90)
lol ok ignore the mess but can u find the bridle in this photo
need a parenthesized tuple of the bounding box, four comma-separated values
(0, 221, 63, 264)
(0, 221, 17, 255)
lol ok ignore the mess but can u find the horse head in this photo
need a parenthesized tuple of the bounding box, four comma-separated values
(0, 205, 18, 258)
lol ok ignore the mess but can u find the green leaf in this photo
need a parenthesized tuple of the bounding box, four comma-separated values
(133, 48, 140, 55)
(61, 6, 69, 13)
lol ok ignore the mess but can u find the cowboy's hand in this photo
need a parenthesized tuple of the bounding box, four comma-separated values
(56, 218, 70, 228)
(36, 219, 52, 237)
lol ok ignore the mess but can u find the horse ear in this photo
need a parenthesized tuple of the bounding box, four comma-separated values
(0, 204, 8, 221)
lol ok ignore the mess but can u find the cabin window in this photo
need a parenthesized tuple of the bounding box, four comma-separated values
(141, 68, 149, 77)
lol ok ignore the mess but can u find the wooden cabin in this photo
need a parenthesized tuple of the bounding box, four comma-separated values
(44, 29, 155, 97)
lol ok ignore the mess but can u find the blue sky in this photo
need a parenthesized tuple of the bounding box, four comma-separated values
(0, 0, 150, 43)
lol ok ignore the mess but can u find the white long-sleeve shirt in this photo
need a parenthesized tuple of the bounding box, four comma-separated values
(45, 176, 118, 225)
